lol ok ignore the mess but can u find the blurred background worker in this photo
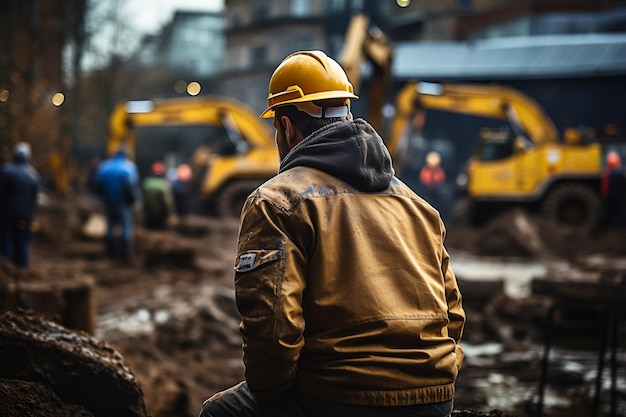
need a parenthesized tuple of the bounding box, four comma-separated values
(171, 163, 193, 225)
(142, 160, 175, 230)
(601, 151, 626, 227)
(0, 142, 40, 267)
(419, 151, 447, 217)
(93, 144, 141, 263)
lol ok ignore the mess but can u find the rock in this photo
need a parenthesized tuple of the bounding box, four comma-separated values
(82, 213, 107, 239)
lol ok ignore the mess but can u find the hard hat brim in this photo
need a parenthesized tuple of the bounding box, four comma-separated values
(260, 91, 358, 118)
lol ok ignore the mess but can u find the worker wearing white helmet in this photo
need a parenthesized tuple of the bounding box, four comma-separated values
(0, 142, 40, 267)
(200, 51, 465, 417)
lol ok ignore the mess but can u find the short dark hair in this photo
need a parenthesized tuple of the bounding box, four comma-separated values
(275, 99, 347, 138)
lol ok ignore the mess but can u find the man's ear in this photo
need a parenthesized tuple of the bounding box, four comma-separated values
(281, 116, 301, 148)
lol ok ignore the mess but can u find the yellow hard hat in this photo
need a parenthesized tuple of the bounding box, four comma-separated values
(260, 50, 358, 118)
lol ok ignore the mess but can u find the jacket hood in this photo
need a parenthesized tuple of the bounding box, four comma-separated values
(279, 119, 394, 192)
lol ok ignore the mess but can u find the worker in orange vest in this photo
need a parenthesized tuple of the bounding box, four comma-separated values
(419, 151, 446, 214)
(601, 151, 626, 227)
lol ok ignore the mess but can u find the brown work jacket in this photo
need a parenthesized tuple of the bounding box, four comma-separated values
(234, 119, 465, 406)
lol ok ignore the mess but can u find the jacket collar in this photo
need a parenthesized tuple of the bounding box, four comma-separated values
(279, 119, 394, 192)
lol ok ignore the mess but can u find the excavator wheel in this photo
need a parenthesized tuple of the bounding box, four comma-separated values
(541, 184, 601, 235)
(217, 179, 265, 218)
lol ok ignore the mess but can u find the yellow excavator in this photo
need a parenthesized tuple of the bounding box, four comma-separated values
(107, 95, 278, 217)
(339, 13, 393, 133)
(388, 80, 606, 233)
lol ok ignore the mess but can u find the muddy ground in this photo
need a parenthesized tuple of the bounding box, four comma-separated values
(1, 193, 626, 417)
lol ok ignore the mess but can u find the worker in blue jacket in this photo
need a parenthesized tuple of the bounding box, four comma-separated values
(93, 144, 141, 263)
(0, 142, 40, 267)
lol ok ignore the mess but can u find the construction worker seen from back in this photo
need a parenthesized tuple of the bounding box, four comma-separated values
(199, 50, 466, 417)
(419, 150, 447, 217)
(142, 160, 175, 230)
(0, 142, 40, 267)
(93, 144, 141, 264)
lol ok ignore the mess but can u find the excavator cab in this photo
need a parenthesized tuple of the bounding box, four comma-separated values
(475, 128, 516, 162)
(107, 96, 278, 217)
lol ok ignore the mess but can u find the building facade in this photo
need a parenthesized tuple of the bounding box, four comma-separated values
(217, 0, 626, 116)
(136, 10, 225, 97)
(161, 11, 225, 78)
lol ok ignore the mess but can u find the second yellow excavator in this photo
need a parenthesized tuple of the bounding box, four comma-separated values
(388, 80, 606, 234)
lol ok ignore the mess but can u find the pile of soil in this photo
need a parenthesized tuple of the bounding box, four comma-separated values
(446, 208, 626, 260)
(0, 309, 147, 417)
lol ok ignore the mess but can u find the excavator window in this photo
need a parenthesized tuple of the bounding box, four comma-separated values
(133, 125, 233, 177)
(475, 127, 515, 162)
(220, 110, 249, 155)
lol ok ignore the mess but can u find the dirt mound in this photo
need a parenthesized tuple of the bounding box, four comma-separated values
(0, 309, 148, 417)
(0, 256, 50, 282)
(0, 379, 94, 417)
(446, 208, 626, 260)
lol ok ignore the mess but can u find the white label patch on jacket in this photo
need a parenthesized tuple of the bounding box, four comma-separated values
(234, 249, 283, 273)
(235, 253, 257, 272)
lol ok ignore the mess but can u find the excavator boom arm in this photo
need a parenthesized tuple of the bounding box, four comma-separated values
(339, 13, 393, 132)
(107, 95, 275, 157)
(388, 81, 559, 158)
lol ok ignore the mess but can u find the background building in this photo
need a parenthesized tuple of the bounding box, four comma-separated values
(136, 10, 225, 96)
(149, 10, 224, 78)
(217, 0, 626, 120)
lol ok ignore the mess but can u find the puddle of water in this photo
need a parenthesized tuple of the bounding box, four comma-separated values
(96, 282, 236, 340)
(460, 340, 626, 415)
(98, 308, 155, 338)
(450, 252, 551, 298)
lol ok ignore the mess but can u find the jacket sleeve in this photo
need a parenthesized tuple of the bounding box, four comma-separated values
(441, 222, 466, 369)
(234, 196, 307, 401)
(441, 229, 465, 371)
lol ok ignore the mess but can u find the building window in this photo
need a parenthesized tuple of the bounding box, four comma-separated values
(292, 0, 310, 16)
(251, 45, 267, 66)
(230, 7, 242, 28)
(275, 0, 290, 17)
(252, 1, 269, 22)
(328, 0, 346, 11)
(289, 36, 312, 52)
